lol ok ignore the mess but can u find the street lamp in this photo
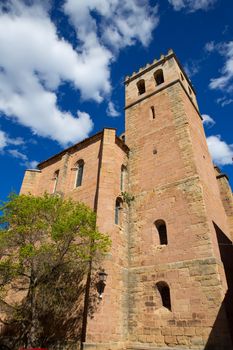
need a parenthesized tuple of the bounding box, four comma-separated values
(96, 270, 108, 299)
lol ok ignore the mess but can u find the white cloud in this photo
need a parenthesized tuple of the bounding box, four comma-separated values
(209, 41, 233, 92)
(0, 129, 8, 150)
(207, 135, 233, 166)
(0, 0, 159, 147)
(216, 97, 233, 107)
(184, 60, 200, 78)
(26, 160, 39, 169)
(204, 41, 215, 53)
(0, 128, 24, 151)
(8, 149, 38, 169)
(0, 126, 37, 167)
(202, 114, 215, 127)
(8, 149, 28, 161)
(63, 0, 159, 52)
(0, 1, 98, 146)
(168, 0, 217, 11)
(107, 101, 120, 117)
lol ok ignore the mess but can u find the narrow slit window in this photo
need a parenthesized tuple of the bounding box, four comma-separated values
(115, 198, 122, 225)
(76, 160, 84, 187)
(150, 106, 155, 119)
(155, 220, 168, 245)
(137, 79, 146, 95)
(53, 170, 59, 194)
(180, 73, 184, 81)
(188, 86, 192, 95)
(154, 69, 164, 86)
(121, 165, 127, 192)
(156, 282, 171, 310)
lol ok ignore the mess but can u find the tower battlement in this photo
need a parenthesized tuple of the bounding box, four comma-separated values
(125, 48, 175, 82)
(124, 49, 198, 111)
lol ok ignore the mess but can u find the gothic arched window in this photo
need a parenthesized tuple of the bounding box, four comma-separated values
(154, 69, 164, 86)
(155, 220, 168, 245)
(156, 281, 171, 310)
(115, 197, 123, 225)
(52, 170, 59, 193)
(75, 160, 84, 187)
(137, 79, 146, 95)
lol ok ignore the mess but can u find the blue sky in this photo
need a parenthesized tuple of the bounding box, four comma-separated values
(0, 0, 233, 202)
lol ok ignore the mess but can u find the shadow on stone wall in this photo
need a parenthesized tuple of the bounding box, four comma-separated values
(204, 223, 233, 350)
(0, 271, 99, 350)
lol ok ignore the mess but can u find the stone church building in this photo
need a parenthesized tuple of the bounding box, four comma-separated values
(20, 50, 233, 350)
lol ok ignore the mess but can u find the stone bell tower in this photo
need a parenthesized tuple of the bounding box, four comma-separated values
(19, 49, 233, 350)
(124, 49, 233, 350)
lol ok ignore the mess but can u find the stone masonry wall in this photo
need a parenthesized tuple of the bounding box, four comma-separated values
(86, 129, 129, 347)
(20, 129, 129, 350)
(125, 53, 232, 349)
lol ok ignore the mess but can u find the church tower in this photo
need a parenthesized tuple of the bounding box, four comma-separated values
(18, 50, 233, 350)
(124, 49, 233, 349)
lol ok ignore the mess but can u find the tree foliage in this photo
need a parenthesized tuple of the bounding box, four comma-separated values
(0, 193, 111, 349)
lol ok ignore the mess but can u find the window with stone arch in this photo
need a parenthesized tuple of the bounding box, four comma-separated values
(137, 79, 146, 95)
(52, 170, 59, 193)
(120, 165, 127, 192)
(115, 197, 123, 225)
(155, 219, 168, 245)
(154, 69, 164, 86)
(156, 281, 171, 310)
(75, 159, 84, 187)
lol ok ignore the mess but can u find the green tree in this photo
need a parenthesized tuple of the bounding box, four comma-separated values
(0, 193, 110, 349)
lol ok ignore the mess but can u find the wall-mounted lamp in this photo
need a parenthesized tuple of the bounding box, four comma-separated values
(96, 270, 108, 299)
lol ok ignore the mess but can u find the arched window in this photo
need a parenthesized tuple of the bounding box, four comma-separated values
(137, 79, 146, 95)
(155, 220, 168, 245)
(52, 170, 59, 193)
(115, 197, 122, 225)
(156, 281, 171, 310)
(120, 165, 127, 192)
(154, 69, 164, 86)
(180, 73, 184, 81)
(75, 160, 84, 187)
(188, 86, 192, 95)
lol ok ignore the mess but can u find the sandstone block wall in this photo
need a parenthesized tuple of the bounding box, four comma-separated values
(125, 52, 233, 349)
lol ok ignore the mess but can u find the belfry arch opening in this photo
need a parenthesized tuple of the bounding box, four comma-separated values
(154, 69, 164, 86)
(155, 219, 168, 245)
(137, 79, 146, 95)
